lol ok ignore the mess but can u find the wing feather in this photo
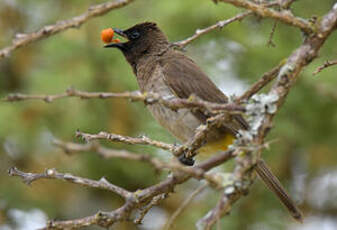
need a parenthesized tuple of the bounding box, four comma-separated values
(158, 51, 249, 132)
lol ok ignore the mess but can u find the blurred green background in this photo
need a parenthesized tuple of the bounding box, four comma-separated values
(1, 0, 337, 229)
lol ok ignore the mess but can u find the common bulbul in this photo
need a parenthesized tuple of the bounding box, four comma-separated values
(105, 22, 302, 221)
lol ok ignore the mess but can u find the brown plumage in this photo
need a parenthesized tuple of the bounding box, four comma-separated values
(105, 22, 302, 221)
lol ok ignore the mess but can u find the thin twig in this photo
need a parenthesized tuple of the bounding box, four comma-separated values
(75, 112, 233, 161)
(313, 59, 337, 75)
(6, 1, 337, 229)
(44, 201, 135, 229)
(236, 63, 283, 102)
(134, 193, 168, 224)
(198, 190, 238, 230)
(164, 183, 208, 230)
(280, 0, 297, 9)
(197, 144, 255, 230)
(12, 147, 235, 229)
(197, 178, 251, 229)
(174, 0, 288, 48)
(174, 11, 253, 48)
(0, 0, 135, 59)
(216, 0, 313, 33)
(8, 167, 131, 198)
(267, 21, 278, 47)
(53, 139, 165, 167)
(257, 4, 337, 140)
(1, 87, 245, 113)
(53, 139, 233, 186)
(197, 4, 337, 228)
(76, 130, 178, 153)
(1, 88, 142, 103)
(182, 113, 230, 159)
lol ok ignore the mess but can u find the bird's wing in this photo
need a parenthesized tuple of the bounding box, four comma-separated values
(159, 51, 249, 132)
(159, 52, 228, 103)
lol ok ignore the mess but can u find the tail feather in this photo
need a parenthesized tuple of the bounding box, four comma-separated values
(255, 159, 303, 222)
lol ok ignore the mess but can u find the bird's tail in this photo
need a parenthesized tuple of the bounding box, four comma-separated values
(255, 159, 303, 222)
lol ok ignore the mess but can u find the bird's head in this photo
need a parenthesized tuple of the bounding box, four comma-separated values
(105, 22, 169, 64)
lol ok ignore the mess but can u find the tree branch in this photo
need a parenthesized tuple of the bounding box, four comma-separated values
(215, 0, 313, 33)
(174, 11, 253, 48)
(196, 3, 337, 228)
(279, 0, 297, 9)
(74, 112, 236, 162)
(10, 143, 236, 229)
(134, 193, 168, 224)
(197, 189, 241, 230)
(53, 139, 166, 168)
(236, 62, 283, 102)
(44, 201, 135, 229)
(174, 1, 283, 48)
(8, 167, 131, 198)
(182, 113, 231, 159)
(257, 3, 337, 141)
(76, 130, 177, 153)
(1, 87, 245, 113)
(313, 59, 337, 75)
(5, 2, 337, 229)
(196, 133, 259, 230)
(0, 0, 135, 60)
(53, 139, 235, 186)
(266, 21, 278, 47)
(164, 183, 208, 230)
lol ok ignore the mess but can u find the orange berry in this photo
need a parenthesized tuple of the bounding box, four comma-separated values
(101, 28, 114, 43)
(112, 38, 121, 43)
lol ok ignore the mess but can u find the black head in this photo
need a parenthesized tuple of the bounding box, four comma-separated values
(104, 22, 169, 65)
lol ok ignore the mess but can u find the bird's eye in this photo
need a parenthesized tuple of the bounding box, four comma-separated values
(129, 31, 140, 40)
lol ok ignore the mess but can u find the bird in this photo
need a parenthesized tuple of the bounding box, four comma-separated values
(104, 22, 302, 221)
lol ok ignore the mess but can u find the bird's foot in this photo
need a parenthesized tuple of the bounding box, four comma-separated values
(178, 154, 195, 166)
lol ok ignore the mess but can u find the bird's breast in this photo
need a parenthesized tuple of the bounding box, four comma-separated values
(139, 64, 201, 143)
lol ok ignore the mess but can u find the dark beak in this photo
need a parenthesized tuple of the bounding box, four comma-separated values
(104, 43, 124, 48)
(104, 28, 128, 49)
(113, 28, 127, 38)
